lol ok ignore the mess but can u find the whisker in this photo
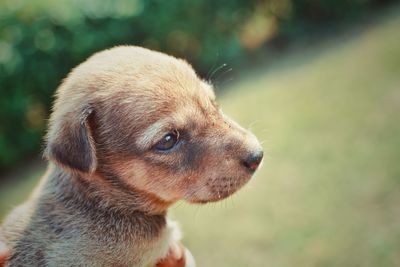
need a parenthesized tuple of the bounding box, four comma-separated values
(214, 67, 233, 85)
(215, 77, 235, 89)
(209, 63, 227, 83)
(175, 201, 185, 209)
(193, 205, 201, 221)
(260, 140, 267, 145)
(206, 52, 220, 81)
(248, 120, 260, 130)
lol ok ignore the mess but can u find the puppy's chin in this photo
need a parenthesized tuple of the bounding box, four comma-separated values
(185, 173, 253, 204)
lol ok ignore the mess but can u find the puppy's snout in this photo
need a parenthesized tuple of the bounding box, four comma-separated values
(242, 150, 264, 172)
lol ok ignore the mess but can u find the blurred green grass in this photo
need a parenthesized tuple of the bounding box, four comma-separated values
(172, 10, 400, 267)
(1, 8, 400, 267)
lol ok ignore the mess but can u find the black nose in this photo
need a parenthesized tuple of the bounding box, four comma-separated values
(243, 150, 264, 172)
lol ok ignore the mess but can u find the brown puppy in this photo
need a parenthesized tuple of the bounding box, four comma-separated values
(1, 46, 263, 266)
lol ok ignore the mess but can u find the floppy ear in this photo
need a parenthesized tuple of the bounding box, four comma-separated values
(45, 106, 97, 173)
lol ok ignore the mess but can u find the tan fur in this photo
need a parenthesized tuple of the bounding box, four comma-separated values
(1, 46, 263, 266)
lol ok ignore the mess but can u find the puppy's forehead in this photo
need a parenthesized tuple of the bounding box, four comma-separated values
(114, 64, 215, 119)
(83, 46, 215, 106)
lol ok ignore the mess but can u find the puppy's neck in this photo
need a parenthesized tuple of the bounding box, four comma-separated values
(46, 164, 172, 218)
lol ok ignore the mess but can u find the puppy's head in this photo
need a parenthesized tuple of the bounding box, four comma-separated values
(46, 46, 263, 206)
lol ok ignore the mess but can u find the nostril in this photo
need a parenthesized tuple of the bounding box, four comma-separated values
(243, 150, 264, 172)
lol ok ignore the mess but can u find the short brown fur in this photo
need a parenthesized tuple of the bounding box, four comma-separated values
(1, 46, 263, 266)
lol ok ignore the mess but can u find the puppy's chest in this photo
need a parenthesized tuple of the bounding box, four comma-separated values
(56, 216, 180, 267)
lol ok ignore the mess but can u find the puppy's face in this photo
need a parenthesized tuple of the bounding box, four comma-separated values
(47, 46, 263, 205)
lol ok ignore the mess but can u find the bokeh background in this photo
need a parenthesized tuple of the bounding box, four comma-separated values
(1, 0, 400, 266)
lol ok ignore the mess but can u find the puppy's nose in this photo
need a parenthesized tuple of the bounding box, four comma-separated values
(243, 150, 264, 172)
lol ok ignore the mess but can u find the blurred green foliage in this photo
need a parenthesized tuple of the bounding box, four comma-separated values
(0, 0, 396, 171)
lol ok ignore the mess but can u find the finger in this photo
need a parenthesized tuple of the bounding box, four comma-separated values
(184, 248, 196, 267)
(169, 242, 184, 261)
(0, 249, 9, 267)
(156, 243, 186, 267)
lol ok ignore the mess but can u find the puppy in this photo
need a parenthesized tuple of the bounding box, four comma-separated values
(1, 46, 263, 266)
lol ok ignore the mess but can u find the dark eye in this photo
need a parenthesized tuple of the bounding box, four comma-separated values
(155, 130, 179, 151)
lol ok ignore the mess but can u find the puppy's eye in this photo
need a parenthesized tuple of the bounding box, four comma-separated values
(155, 130, 179, 151)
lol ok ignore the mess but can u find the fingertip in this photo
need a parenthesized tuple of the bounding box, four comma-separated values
(0, 250, 9, 267)
(170, 242, 184, 260)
